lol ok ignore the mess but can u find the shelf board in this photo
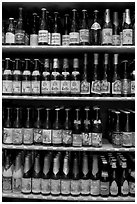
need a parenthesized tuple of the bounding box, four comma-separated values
(2, 45, 135, 54)
(2, 193, 135, 201)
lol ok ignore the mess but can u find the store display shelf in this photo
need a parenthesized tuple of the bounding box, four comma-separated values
(2, 193, 135, 201)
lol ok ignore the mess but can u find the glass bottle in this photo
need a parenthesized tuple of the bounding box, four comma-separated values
(129, 155, 135, 197)
(12, 58, 22, 95)
(30, 13, 38, 46)
(79, 10, 89, 45)
(120, 159, 129, 196)
(62, 108, 72, 146)
(130, 60, 135, 97)
(62, 14, 70, 46)
(102, 9, 112, 45)
(100, 160, 109, 197)
(33, 108, 42, 145)
(121, 60, 131, 97)
(52, 108, 62, 146)
(51, 58, 61, 95)
(69, 9, 79, 45)
(3, 107, 13, 144)
(71, 58, 80, 96)
(32, 155, 41, 194)
(120, 12, 125, 45)
(23, 108, 33, 145)
(51, 12, 61, 46)
(122, 111, 132, 147)
(112, 54, 121, 96)
(6, 18, 15, 45)
(15, 7, 25, 45)
(31, 59, 41, 95)
(47, 13, 51, 45)
(109, 160, 119, 197)
(41, 58, 51, 95)
(22, 59, 32, 95)
(42, 108, 52, 145)
(2, 22, 5, 45)
(25, 17, 30, 45)
(61, 58, 71, 95)
(112, 12, 120, 45)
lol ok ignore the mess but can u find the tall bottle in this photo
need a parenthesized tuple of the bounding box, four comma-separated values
(62, 14, 70, 46)
(121, 60, 131, 97)
(112, 111, 122, 147)
(61, 58, 71, 95)
(34, 108, 42, 145)
(38, 8, 49, 45)
(3, 107, 13, 144)
(71, 58, 80, 95)
(2, 22, 5, 45)
(69, 9, 79, 45)
(32, 155, 41, 194)
(6, 18, 15, 45)
(41, 59, 51, 95)
(102, 9, 112, 45)
(120, 12, 125, 45)
(31, 59, 41, 95)
(51, 58, 61, 95)
(120, 158, 129, 196)
(90, 10, 101, 45)
(112, 54, 121, 96)
(109, 160, 119, 197)
(129, 155, 135, 197)
(51, 12, 61, 46)
(30, 13, 38, 46)
(15, 7, 25, 45)
(12, 59, 22, 95)
(23, 108, 33, 145)
(2, 58, 13, 95)
(122, 9, 133, 45)
(52, 108, 62, 146)
(22, 59, 32, 95)
(62, 108, 72, 146)
(81, 53, 90, 95)
(112, 12, 120, 45)
(79, 10, 89, 45)
(12, 107, 23, 145)
(42, 108, 52, 145)
(100, 160, 109, 197)
(122, 111, 132, 147)
(25, 17, 30, 45)
(130, 60, 135, 97)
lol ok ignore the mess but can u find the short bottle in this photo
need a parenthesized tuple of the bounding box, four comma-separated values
(6, 18, 15, 45)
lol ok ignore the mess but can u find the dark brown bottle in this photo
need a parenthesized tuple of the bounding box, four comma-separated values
(102, 9, 112, 45)
(22, 59, 31, 95)
(51, 58, 61, 95)
(12, 107, 22, 145)
(100, 160, 109, 197)
(23, 108, 33, 145)
(122, 111, 132, 147)
(112, 12, 120, 45)
(110, 160, 119, 197)
(69, 9, 79, 45)
(52, 108, 62, 146)
(90, 10, 101, 45)
(33, 108, 42, 145)
(42, 108, 52, 145)
(79, 10, 89, 45)
(51, 12, 61, 46)
(62, 14, 70, 46)
(12, 59, 22, 95)
(31, 59, 41, 95)
(41, 59, 51, 95)
(30, 13, 38, 46)
(71, 58, 80, 95)
(130, 60, 135, 97)
(32, 155, 41, 194)
(25, 18, 30, 45)
(120, 158, 129, 196)
(112, 54, 121, 96)
(15, 8, 25, 45)
(61, 58, 71, 95)
(121, 60, 131, 97)
(6, 18, 15, 45)
(128, 155, 135, 197)
(3, 107, 12, 144)
(120, 12, 125, 45)
(62, 108, 72, 146)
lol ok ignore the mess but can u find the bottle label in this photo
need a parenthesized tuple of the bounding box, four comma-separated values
(131, 81, 135, 94)
(110, 180, 118, 196)
(69, 32, 79, 44)
(12, 128, 22, 144)
(71, 81, 80, 94)
(61, 179, 71, 195)
(90, 180, 100, 195)
(72, 134, 82, 147)
(122, 132, 132, 147)
(22, 81, 31, 94)
(13, 81, 21, 94)
(15, 32, 25, 44)
(21, 178, 31, 193)
(82, 132, 92, 146)
(52, 130, 62, 144)
(38, 30, 48, 44)
(3, 177, 12, 192)
(91, 22, 101, 30)
(71, 180, 80, 195)
(121, 79, 131, 95)
(129, 182, 135, 195)
(41, 178, 51, 194)
(91, 80, 101, 95)
(79, 29, 89, 43)
(42, 129, 52, 144)
(6, 32, 15, 44)
(23, 128, 33, 144)
(41, 81, 51, 94)
(112, 80, 121, 95)
(3, 128, 12, 144)
(91, 133, 102, 147)
(102, 28, 112, 44)
(32, 178, 41, 194)
(48, 33, 51, 45)
(62, 35, 70, 46)
(32, 81, 40, 94)
(61, 80, 71, 94)
(51, 80, 61, 94)
(62, 130, 72, 145)
(80, 179, 90, 195)
(51, 179, 60, 195)
(112, 35, 120, 45)
(34, 129, 42, 143)
(81, 81, 90, 94)
(30, 34, 38, 46)
(101, 80, 110, 94)
(2, 33, 5, 44)
(51, 33, 61, 45)
(121, 180, 129, 195)
(3, 80, 13, 94)
(100, 181, 109, 196)
(13, 178, 22, 193)
(132, 132, 135, 146)
(112, 132, 122, 146)
(122, 29, 133, 45)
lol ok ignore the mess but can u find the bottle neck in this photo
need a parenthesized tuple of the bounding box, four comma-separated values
(16, 108, 20, 123)
(5, 59, 10, 70)
(26, 108, 31, 122)
(15, 155, 21, 171)
(34, 60, 39, 70)
(44, 59, 50, 72)
(34, 157, 40, 173)
(19, 8, 23, 20)
(73, 157, 79, 177)
(105, 9, 111, 24)
(82, 154, 88, 176)
(53, 157, 59, 175)
(92, 155, 98, 176)
(55, 110, 59, 122)
(24, 156, 31, 173)
(15, 59, 20, 70)
(25, 60, 29, 70)
(43, 156, 50, 175)
(63, 58, 69, 72)
(73, 58, 79, 71)
(113, 12, 119, 26)
(94, 11, 99, 22)
(46, 109, 50, 121)
(53, 59, 59, 71)
(125, 9, 131, 24)
(7, 108, 11, 121)
(63, 157, 69, 175)
(76, 109, 80, 121)
(37, 109, 41, 122)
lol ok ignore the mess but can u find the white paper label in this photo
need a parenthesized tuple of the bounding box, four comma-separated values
(91, 80, 101, 94)
(12, 128, 22, 144)
(112, 35, 120, 45)
(81, 81, 90, 94)
(121, 180, 129, 195)
(38, 30, 48, 44)
(23, 128, 33, 144)
(21, 178, 31, 193)
(52, 130, 62, 144)
(41, 81, 51, 94)
(82, 132, 92, 146)
(6, 32, 15, 44)
(41, 179, 51, 194)
(42, 129, 52, 144)
(71, 180, 80, 195)
(90, 180, 100, 195)
(112, 80, 121, 95)
(30, 34, 38, 46)
(69, 32, 79, 44)
(92, 133, 102, 147)
(80, 179, 90, 195)
(13, 178, 22, 193)
(13, 81, 21, 94)
(22, 81, 31, 94)
(71, 81, 80, 94)
(110, 180, 118, 195)
(3, 80, 13, 94)
(34, 129, 42, 143)
(72, 134, 82, 147)
(51, 179, 60, 195)
(51, 80, 61, 94)
(101, 80, 110, 94)
(32, 81, 40, 94)
(61, 80, 71, 94)
(100, 181, 109, 196)
(51, 33, 61, 45)
(61, 179, 71, 195)
(131, 81, 135, 94)
(32, 178, 41, 193)
(91, 22, 101, 30)
(122, 132, 132, 147)
(3, 128, 12, 144)
(62, 35, 70, 46)
(102, 28, 112, 44)
(79, 29, 89, 43)
(122, 29, 133, 45)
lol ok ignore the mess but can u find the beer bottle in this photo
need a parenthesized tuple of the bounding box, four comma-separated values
(91, 106, 102, 147)
(48, 14, 52, 45)
(109, 160, 119, 197)
(62, 14, 70, 46)
(120, 12, 125, 45)
(80, 53, 90, 95)
(101, 54, 111, 96)
(82, 107, 92, 146)
(34, 108, 42, 145)
(12, 154, 23, 193)
(22, 59, 32, 95)
(79, 10, 89, 45)
(91, 53, 101, 96)
(132, 14, 135, 45)
(122, 9, 133, 45)
(130, 60, 135, 97)
(23, 108, 33, 145)
(52, 108, 62, 146)
(2, 22, 5, 45)
(51, 58, 61, 95)
(32, 155, 41, 194)
(71, 152, 80, 196)
(112, 54, 121, 96)
(15, 7, 25, 45)
(120, 158, 129, 196)
(24, 17, 30, 45)
(12, 107, 23, 145)
(122, 111, 132, 147)
(129, 110, 135, 147)
(30, 13, 38, 46)
(5, 18, 15, 45)
(90, 155, 100, 196)
(3, 107, 13, 144)
(112, 12, 120, 46)
(128, 155, 135, 197)
(69, 9, 79, 45)
(21, 155, 32, 194)
(100, 160, 109, 197)
(38, 8, 49, 45)
(121, 60, 131, 97)
(61, 58, 71, 95)
(90, 10, 101, 45)
(61, 154, 71, 195)
(31, 59, 41, 95)
(12, 58, 22, 95)
(102, 9, 112, 45)
(72, 108, 82, 147)
(2, 58, 13, 95)
(42, 108, 52, 145)
(62, 108, 72, 146)
(71, 58, 80, 96)
(51, 12, 61, 46)
(41, 59, 51, 95)
(80, 152, 90, 195)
